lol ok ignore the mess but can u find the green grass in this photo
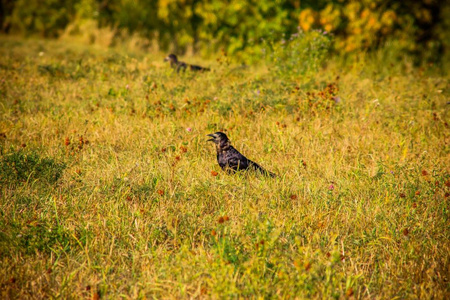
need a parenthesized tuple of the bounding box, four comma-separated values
(0, 36, 449, 299)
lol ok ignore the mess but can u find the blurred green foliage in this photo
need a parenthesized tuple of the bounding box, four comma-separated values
(0, 0, 448, 62)
(263, 29, 332, 80)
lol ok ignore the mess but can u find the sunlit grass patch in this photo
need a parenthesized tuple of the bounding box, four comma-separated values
(0, 36, 448, 299)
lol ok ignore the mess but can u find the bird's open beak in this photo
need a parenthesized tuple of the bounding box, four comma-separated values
(207, 133, 216, 142)
(163, 56, 169, 62)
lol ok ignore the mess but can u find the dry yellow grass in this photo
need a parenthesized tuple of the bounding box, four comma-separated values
(0, 36, 449, 298)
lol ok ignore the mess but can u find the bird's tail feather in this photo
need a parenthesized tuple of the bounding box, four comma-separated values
(249, 161, 276, 178)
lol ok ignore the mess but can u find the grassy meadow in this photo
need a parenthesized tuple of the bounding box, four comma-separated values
(0, 36, 449, 298)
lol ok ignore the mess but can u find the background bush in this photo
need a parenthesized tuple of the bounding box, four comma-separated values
(263, 29, 332, 80)
(1, 0, 448, 62)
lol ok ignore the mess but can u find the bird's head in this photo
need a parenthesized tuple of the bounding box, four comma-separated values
(207, 132, 230, 149)
(164, 54, 178, 63)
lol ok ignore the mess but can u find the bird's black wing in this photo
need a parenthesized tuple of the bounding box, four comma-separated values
(229, 146, 275, 177)
(216, 145, 276, 177)
(217, 147, 247, 172)
(189, 64, 210, 72)
(176, 62, 188, 72)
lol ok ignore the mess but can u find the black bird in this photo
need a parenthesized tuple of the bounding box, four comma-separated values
(164, 54, 210, 72)
(207, 132, 276, 177)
